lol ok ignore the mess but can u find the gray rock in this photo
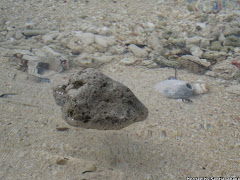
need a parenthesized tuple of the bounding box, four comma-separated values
(53, 68, 148, 130)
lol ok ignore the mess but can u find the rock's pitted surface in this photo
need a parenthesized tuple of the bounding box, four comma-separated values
(53, 68, 148, 130)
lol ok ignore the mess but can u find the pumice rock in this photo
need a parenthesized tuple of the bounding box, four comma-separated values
(53, 68, 148, 130)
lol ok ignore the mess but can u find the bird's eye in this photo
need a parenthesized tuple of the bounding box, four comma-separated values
(186, 83, 192, 89)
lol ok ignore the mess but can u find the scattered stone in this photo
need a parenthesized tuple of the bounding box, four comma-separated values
(15, 31, 23, 40)
(128, 44, 148, 58)
(202, 51, 227, 61)
(53, 68, 148, 130)
(42, 46, 62, 57)
(120, 57, 136, 65)
(190, 46, 203, 57)
(95, 35, 108, 48)
(224, 35, 240, 47)
(223, 27, 240, 36)
(153, 56, 180, 68)
(147, 32, 163, 53)
(42, 31, 59, 44)
(74, 53, 95, 68)
(74, 31, 95, 45)
(93, 55, 114, 64)
(32, 49, 46, 57)
(206, 58, 240, 79)
(22, 29, 49, 37)
(209, 41, 223, 51)
(181, 55, 211, 67)
(22, 55, 41, 61)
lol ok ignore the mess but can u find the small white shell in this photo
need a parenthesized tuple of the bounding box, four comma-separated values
(192, 83, 209, 95)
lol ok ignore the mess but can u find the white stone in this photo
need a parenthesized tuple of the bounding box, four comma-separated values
(120, 58, 136, 65)
(42, 31, 59, 44)
(42, 46, 61, 57)
(22, 55, 41, 61)
(128, 44, 148, 58)
(74, 31, 95, 45)
(93, 56, 114, 64)
(32, 49, 46, 57)
(190, 46, 203, 58)
(95, 35, 108, 48)
(74, 53, 94, 67)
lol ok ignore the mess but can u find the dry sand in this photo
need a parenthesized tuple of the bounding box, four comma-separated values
(0, 60, 239, 180)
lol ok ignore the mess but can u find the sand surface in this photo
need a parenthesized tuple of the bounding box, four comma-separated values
(0, 60, 239, 180)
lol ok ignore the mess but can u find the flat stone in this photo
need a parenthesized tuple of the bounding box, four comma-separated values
(22, 55, 41, 61)
(181, 55, 211, 67)
(22, 29, 49, 37)
(128, 44, 148, 58)
(53, 68, 148, 130)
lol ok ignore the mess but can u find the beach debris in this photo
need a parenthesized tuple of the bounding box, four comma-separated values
(56, 127, 70, 131)
(53, 68, 148, 130)
(56, 158, 69, 165)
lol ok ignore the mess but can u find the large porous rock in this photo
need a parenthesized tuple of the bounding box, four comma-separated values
(53, 68, 148, 130)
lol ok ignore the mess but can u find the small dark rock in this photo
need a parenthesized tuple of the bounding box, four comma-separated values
(53, 68, 148, 130)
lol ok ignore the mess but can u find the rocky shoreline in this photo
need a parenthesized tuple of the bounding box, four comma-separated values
(1, 0, 240, 82)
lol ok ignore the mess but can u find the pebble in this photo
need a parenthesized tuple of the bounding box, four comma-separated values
(22, 55, 41, 61)
(74, 31, 95, 45)
(95, 35, 108, 48)
(190, 46, 203, 58)
(128, 44, 148, 58)
(22, 29, 49, 37)
(120, 57, 136, 65)
(42, 46, 62, 57)
(42, 31, 59, 44)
